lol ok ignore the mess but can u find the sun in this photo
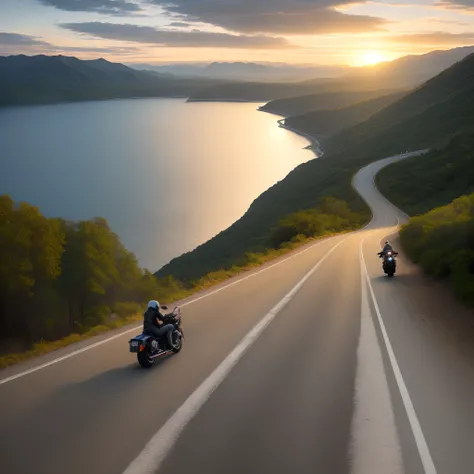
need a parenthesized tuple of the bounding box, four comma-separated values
(360, 51, 386, 67)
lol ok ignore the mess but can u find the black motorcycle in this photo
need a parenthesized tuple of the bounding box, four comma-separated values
(379, 250, 398, 277)
(129, 306, 184, 368)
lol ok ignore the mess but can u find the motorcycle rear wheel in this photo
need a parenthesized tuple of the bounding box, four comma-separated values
(137, 348, 155, 368)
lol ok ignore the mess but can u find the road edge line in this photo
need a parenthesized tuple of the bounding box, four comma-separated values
(360, 238, 437, 474)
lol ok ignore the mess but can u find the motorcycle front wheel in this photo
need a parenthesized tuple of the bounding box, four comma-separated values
(172, 330, 183, 353)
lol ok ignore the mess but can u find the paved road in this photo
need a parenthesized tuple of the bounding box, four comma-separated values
(1, 151, 474, 474)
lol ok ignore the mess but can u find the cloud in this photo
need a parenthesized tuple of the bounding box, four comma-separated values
(60, 22, 296, 48)
(387, 32, 474, 46)
(435, 0, 474, 11)
(148, 0, 387, 34)
(37, 0, 142, 15)
(0, 32, 50, 47)
(0, 31, 137, 55)
(168, 22, 190, 28)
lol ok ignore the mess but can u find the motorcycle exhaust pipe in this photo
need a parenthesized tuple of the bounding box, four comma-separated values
(150, 350, 173, 360)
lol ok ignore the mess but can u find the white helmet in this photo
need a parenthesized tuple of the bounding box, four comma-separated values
(147, 300, 160, 310)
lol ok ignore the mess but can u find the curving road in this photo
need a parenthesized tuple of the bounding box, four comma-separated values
(1, 151, 474, 474)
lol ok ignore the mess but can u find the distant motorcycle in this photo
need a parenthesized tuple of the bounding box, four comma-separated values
(129, 306, 184, 368)
(379, 250, 398, 277)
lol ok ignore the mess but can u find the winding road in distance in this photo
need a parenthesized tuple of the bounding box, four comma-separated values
(2, 151, 474, 474)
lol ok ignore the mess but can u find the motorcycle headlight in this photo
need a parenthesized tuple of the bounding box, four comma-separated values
(388, 257, 393, 261)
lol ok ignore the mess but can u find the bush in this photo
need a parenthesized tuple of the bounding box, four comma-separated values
(270, 197, 365, 248)
(400, 193, 474, 305)
(112, 302, 142, 318)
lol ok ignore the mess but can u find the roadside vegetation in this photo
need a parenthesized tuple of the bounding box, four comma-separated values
(0, 194, 190, 367)
(376, 132, 474, 306)
(399, 194, 474, 306)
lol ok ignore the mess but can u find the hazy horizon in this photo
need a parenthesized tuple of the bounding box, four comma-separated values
(1, 0, 474, 67)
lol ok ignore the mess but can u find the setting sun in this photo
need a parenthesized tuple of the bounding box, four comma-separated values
(360, 51, 386, 66)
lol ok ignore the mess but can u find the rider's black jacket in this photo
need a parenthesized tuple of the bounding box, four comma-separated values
(143, 307, 166, 332)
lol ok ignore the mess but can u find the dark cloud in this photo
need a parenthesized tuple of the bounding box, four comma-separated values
(37, 0, 142, 15)
(148, 0, 387, 34)
(0, 32, 50, 47)
(60, 22, 296, 48)
(55, 45, 138, 53)
(388, 32, 474, 46)
(436, 0, 474, 10)
(0, 31, 137, 55)
(168, 22, 190, 27)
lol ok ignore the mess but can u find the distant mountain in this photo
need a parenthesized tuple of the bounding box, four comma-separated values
(326, 51, 474, 155)
(282, 91, 407, 140)
(186, 46, 474, 103)
(360, 45, 474, 85)
(130, 61, 351, 82)
(260, 88, 402, 117)
(186, 75, 408, 103)
(0, 55, 223, 106)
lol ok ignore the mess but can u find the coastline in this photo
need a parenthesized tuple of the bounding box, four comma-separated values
(276, 119, 325, 158)
(186, 98, 264, 103)
(257, 105, 324, 158)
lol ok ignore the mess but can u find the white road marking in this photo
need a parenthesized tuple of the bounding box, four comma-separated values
(121, 236, 350, 474)
(0, 235, 337, 386)
(360, 237, 437, 474)
(350, 239, 404, 474)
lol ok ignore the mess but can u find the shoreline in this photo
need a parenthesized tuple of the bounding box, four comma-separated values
(186, 98, 264, 103)
(257, 105, 325, 158)
(276, 119, 325, 158)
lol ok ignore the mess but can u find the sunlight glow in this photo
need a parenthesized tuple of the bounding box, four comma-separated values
(360, 51, 386, 66)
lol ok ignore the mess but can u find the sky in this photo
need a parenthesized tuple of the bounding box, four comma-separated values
(0, 0, 473, 66)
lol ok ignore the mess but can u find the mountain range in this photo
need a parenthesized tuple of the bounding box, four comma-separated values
(2, 45, 473, 107)
(185, 46, 474, 101)
(0, 54, 222, 106)
(129, 62, 351, 82)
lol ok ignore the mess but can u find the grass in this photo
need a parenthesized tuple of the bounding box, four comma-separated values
(0, 314, 143, 369)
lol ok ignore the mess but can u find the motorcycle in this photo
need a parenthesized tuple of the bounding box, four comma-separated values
(129, 306, 184, 368)
(379, 250, 398, 277)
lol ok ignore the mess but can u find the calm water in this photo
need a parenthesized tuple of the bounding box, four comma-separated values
(0, 98, 313, 271)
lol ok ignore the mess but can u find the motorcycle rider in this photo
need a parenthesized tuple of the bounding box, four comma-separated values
(378, 241, 398, 258)
(143, 300, 176, 350)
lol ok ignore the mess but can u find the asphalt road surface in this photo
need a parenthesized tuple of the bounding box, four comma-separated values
(1, 151, 474, 474)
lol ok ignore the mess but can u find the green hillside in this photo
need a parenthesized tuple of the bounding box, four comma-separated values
(260, 89, 401, 117)
(377, 132, 474, 216)
(327, 52, 474, 155)
(283, 91, 406, 140)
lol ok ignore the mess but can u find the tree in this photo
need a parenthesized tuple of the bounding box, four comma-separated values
(0, 195, 64, 344)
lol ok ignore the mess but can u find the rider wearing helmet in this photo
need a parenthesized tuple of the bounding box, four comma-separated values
(378, 241, 397, 258)
(143, 300, 176, 350)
